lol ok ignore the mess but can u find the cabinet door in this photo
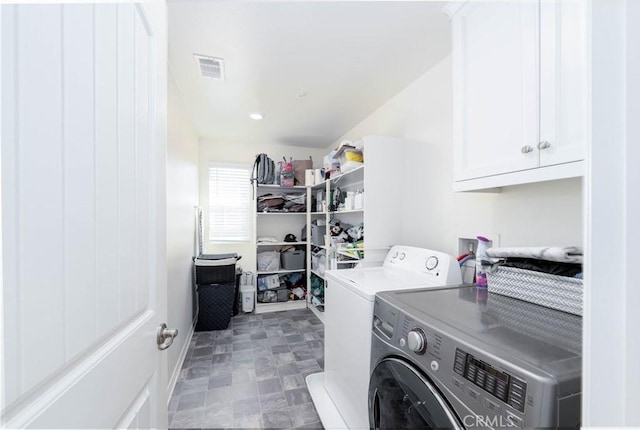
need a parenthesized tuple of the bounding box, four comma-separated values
(452, 0, 539, 181)
(539, 0, 588, 166)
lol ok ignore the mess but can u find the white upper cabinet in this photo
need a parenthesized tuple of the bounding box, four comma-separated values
(539, 0, 588, 167)
(446, 0, 588, 191)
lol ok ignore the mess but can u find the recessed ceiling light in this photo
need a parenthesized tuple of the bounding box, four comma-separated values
(297, 91, 307, 98)
(249, 112, 263, 121)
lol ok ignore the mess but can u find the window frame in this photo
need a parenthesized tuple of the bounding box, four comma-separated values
(207, 162, 252, 243)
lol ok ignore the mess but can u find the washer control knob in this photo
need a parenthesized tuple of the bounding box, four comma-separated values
(407, 329, 427, 354)
(399, 253, 406, 260)
(392, 251, 399, 259)
(426, 256, 439, 270)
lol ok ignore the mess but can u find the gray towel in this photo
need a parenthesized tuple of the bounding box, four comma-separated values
(486, 246, 583, 264)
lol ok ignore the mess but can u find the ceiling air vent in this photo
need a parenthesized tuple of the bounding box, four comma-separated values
(194, 54, 225, 80)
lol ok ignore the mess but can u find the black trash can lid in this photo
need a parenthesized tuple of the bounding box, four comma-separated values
(195, 253, 241, 266)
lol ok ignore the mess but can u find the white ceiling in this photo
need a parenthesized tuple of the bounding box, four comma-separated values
(168, 1, 451, 148)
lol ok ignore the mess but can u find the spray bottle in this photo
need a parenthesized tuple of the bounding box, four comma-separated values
(475, 236, 490, 287)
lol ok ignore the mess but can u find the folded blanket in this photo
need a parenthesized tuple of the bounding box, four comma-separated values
(486, 246, 583, 264)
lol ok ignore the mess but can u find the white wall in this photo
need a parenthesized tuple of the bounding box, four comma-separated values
(332, 55, 583, 256)
(584, 0, 640, 425)
(166, 70, 199, 395)
(199, 140, 326, 273)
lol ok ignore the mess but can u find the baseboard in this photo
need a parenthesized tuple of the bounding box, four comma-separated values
(167, 322, 195, 403)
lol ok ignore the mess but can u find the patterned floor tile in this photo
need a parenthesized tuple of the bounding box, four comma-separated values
(263, 410, 293, 428)
(170, 309, 324, 429)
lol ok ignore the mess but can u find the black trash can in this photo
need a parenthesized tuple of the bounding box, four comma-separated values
(194, 253, 241, 331)
(196, 282, 236, 331)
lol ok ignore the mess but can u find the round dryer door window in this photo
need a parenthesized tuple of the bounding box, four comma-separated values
(369, 357, 463, 430)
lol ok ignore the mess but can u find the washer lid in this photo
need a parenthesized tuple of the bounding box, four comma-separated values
(325, 267, 444, 301)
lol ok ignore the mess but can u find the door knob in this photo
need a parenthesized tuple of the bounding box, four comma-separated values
(538, 140, 551, 149)
(157, 323, 178, 351)
(520, 145, 534, 154)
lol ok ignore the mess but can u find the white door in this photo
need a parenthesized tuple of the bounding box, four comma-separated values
(1, 3, 169, 428)
(451, 0, 539, 181)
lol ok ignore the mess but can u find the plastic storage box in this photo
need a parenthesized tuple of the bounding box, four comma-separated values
(277, 288, 290, 302)
(310, 224, 326, 246)
(257, 251, 280, 272)
(281, 250, 305, 270)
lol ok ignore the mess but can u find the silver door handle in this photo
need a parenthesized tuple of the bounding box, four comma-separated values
(157, 323, 178, 351)
(538, 140, 551, 149)
(521, 145, 534, 154)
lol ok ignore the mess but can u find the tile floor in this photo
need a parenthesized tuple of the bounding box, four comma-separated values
(169, 308, 325, 429)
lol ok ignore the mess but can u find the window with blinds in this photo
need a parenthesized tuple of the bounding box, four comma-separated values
(208, 164, 251, 242)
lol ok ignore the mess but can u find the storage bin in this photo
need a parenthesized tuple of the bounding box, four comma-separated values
(311, 250, 326, 276)
(257, 251, 280, 272)
(311, 224, 326, 246)
(487, 265, 583, 316)
(195, 282, 235, 331)
(277, 288, 290, 302)
(240, 285, 255, 313)
(281, 250, 305, 270)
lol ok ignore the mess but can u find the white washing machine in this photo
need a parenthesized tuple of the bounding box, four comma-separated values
(306, 245, 462, 430)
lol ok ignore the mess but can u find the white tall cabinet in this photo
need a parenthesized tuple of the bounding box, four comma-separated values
(307, 135, 404, 322)
(445, 0, 588, 191)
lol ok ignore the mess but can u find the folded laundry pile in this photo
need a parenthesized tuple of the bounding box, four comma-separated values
(486, 246, 583, 264)
(257, 192, 306, 212)
(486, 246, 583, 278)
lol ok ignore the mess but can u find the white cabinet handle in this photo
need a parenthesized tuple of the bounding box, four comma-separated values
(538, 140, 551, 150)
(521, 145, 534, 154)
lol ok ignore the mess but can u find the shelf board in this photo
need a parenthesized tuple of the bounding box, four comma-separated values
(255, 300, 307, 314)
(257, 211, 307, 215)
(336, 250, 364, 260)
(257, 184, 307, 190)
(309, 182, 327, 190)
(328, 209, 363, 215)
(257, 269, 306, 275)
(328, 165, 364, 187)
(309, 211, 325, 216)
(257, 241, 306, 246)
(310, 270, 325, 279)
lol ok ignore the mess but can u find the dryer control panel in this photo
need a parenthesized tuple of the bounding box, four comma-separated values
(454, 348, 527, 413)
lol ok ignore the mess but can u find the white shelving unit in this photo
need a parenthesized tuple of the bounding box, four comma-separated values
(251, 136, 402, 319)
(254, 184, 308, 314)
(306, 136, 404, 322)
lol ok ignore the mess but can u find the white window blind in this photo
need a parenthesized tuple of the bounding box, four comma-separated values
(208, 164, 251, 242)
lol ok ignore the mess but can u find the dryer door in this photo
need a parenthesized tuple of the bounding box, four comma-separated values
(369, 357, 463, 430)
